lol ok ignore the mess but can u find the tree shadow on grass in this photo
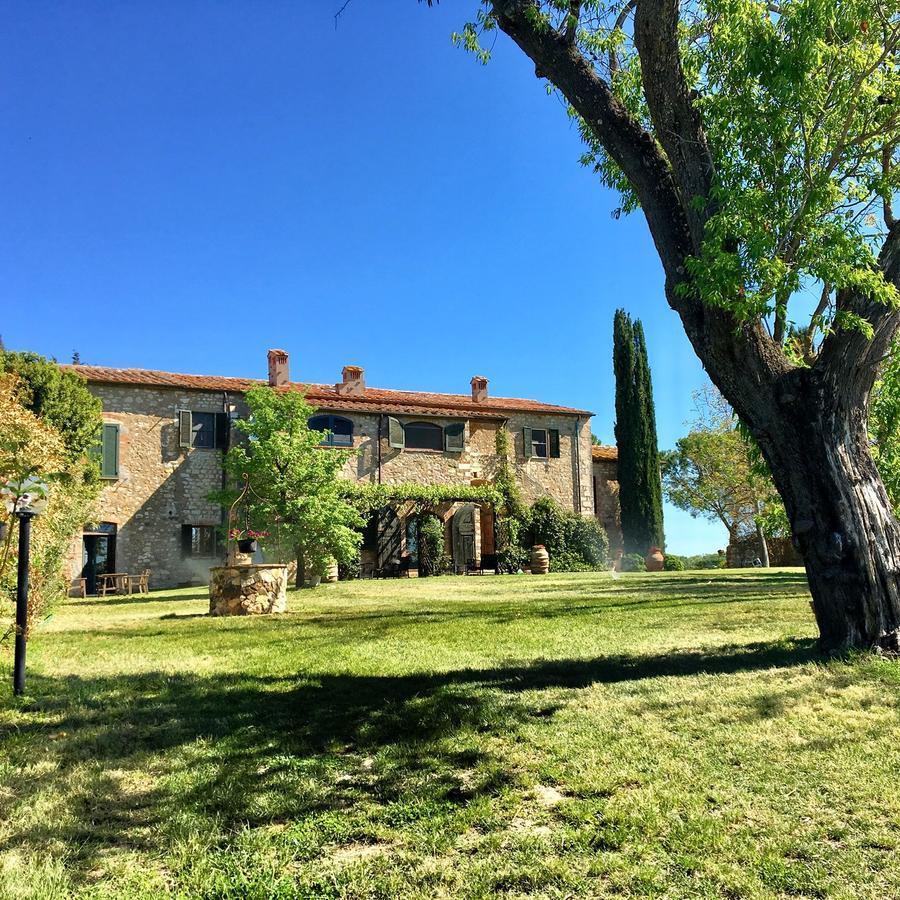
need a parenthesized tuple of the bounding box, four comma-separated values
(0, 637, 817, 880)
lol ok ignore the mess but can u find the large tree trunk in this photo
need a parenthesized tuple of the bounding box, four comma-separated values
(753, 380, 900, 652)
(487, 0, 900, 651)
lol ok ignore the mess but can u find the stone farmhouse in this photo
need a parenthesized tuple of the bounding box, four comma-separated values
(66, 350, 620, 590)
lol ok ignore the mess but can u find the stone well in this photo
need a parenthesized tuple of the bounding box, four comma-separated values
(208, 564, 288, 616)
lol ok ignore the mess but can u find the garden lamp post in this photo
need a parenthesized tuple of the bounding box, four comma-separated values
(2, 476, 49, 696)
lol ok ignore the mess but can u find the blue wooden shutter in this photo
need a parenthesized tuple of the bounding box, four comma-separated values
(549, 429, 561, 458)
(179, 410, 193, 448)
(100, 423, 119, 478)
(522, 426, 532, 460)
(444, 422, 465, 452)
(388, 416, 405, 449)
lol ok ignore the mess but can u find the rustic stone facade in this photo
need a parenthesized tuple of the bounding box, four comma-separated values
(67, 354, 616, 589)
(592, 448, 622, 554)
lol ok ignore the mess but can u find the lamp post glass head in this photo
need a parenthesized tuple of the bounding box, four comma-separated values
(2, 476, 50, 516)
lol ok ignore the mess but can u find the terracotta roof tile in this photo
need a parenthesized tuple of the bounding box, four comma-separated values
(592, 444, 618, 461)
(65, 365, 594, 419)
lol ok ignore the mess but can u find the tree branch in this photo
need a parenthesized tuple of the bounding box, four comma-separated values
(633, 0, 715, 247)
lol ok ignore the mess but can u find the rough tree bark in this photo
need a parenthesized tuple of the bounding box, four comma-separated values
(490, 0, 900, 650)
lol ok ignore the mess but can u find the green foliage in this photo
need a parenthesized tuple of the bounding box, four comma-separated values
(871, 343, 900, 516)
(224, 386, 363, 577)
(685, 552, 728, 570)
(620, 552, 646, 573)
(343, 481, 500, 515)
(0, 351, 102, 460)
(0, 371, 99, 627)
(614, 310, 664, 554)
(417, 515, 447, 577)
(524, 496, 610, 572)
(664, 555, 686, 571)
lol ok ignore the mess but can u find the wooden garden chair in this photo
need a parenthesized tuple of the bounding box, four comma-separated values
(128, 569, 151, 595)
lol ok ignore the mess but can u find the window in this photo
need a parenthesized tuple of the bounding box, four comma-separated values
(178, 410, 229, 450)
(181, 524, 218, 558)
(523, 426, 561, 460)
(99, 423, 119, 479)
(309, 414, 354, 446)
(404, 421, 443, 451)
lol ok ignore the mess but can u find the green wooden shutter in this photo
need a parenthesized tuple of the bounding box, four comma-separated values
(100, 423, 119, 478)
(388, 416, 405, 449)
(215, 413, 230, 450)
(522, 426, 532, 460)
(549, 429, 561, 458)
(178, 410, 192, 448)
(444, 422, 465, 452)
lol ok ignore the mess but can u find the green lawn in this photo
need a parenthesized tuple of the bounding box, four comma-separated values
(1, 570, 899, 898)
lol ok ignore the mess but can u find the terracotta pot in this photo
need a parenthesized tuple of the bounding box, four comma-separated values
(645, 547, 665, 572)
(530, 545, 550, 575)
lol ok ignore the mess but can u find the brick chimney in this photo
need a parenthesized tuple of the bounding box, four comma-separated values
(471, 375, 489, 402)
(336, 365, 365, 397)
(267, 349, 290, 387)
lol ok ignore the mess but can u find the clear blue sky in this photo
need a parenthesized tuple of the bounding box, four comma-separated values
(1, 1, 725, 555)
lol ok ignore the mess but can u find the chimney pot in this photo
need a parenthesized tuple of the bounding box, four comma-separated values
(267, 349, 290, 387)
(336, 365, 365, 397)
(471, 375, 489, 402)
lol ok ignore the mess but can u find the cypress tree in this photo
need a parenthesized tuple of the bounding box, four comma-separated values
(613, 310, 665, 554)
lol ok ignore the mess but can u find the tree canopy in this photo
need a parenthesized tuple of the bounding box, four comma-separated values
(446, 0, 900, 649)
(613, 309, 664, 553)
(224, 387, 363, 583)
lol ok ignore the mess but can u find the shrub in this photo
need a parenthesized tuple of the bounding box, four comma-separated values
(566, 517, 609, 567)
(417, 515, 447, 577)
(620, 553, 646, 572)
(664, 555, 686, 571)
(684, 552, 726, 570)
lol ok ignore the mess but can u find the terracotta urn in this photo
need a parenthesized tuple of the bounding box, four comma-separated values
(645, 547, 665, 572)
(531, 545, 550, 575)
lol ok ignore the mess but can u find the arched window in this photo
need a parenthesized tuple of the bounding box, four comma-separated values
(404, 421, 443, 451)
(309, 414, 354, 447)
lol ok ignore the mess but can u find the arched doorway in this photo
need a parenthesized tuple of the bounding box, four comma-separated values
(452, 504, 476, 573)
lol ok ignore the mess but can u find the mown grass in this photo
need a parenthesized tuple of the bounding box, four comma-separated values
(1, 569, 899, 898)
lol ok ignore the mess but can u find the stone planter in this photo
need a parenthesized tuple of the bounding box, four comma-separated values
(209, 564, 287, 616)
(645, 547, 665, 572)
(531, 545, 550, 575)
(323, 559, 339, 583)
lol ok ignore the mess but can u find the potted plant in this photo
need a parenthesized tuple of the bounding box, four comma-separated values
(230, 528, 268, 554)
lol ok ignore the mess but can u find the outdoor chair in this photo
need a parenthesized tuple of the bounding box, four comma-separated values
(128, 569, 151, 595)
(69, 577, 87, 599)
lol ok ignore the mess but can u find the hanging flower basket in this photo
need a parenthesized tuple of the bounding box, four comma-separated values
(237, 539, 258, 554)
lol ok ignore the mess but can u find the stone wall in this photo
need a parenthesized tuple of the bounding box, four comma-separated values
(68, 384, 234, 589)
(592, 457, 622, 553)
(726, 535, 804, 568)
(333, 411, 595, 515)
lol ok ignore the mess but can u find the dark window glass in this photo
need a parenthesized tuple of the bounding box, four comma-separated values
(405, 421, 443, 451)
(191, 412, 216, 448)
(184, 524, 217, 557)
(531, 428, 548, 459)
(309, 414, 354, 446)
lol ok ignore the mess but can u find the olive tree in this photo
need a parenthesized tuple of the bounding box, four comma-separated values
(445, 0, 900, 650)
